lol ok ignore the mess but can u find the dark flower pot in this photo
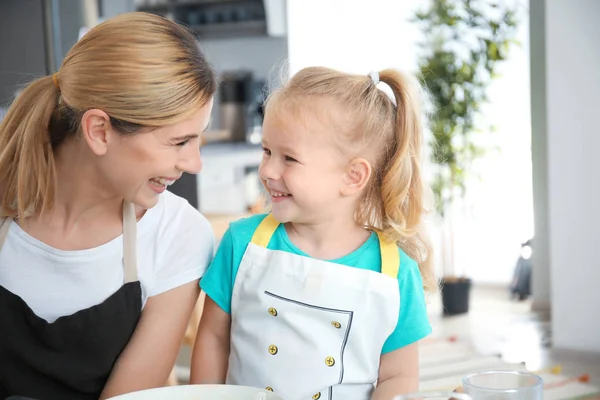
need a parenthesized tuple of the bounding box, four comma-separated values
(441, 277, 472, 316)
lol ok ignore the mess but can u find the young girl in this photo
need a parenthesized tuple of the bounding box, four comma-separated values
(191, 67, 436, 400)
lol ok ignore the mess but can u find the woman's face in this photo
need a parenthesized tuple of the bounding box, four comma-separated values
(95, 98, 213, 209)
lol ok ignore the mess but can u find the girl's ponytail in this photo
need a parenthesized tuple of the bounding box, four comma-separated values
(378, 69, 436, 293)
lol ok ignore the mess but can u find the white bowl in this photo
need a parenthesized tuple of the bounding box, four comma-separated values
(106, 384, 286, 400)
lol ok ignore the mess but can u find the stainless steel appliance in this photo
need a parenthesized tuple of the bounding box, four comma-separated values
(215, 70, 266, 144)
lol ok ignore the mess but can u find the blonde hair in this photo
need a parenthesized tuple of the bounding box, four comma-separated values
(0, 12, 216, 218)
(265, 67, 436, 293)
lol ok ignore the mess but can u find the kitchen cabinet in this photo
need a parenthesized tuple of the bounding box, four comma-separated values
(197, 142, 264, 214)
(134, 0, 286, 39)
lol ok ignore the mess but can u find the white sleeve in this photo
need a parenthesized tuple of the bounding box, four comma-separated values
(146, 195, 215, 297)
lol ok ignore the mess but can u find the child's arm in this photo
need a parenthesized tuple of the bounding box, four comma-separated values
(371, 342, 419, 399)
(190, 296, 231, 383)
(189, 224, 241, 384)
(371, 252, 431, 399)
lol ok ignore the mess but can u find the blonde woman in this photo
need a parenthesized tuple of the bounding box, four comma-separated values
(0, 12, 216, 400)
(192, 67, 435, 399)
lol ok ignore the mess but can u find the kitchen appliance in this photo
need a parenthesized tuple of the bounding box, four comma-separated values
(215, 70, 266, 144)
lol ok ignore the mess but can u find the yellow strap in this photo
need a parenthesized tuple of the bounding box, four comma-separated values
(250, 215, 400, 278)
(250, 214, 280, 247)
(376, 231, 400, 279)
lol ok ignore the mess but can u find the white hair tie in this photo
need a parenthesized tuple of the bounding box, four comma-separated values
(369, 71, 380, 85)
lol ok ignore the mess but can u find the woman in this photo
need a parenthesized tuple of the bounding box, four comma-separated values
(0, 12, 216, 400)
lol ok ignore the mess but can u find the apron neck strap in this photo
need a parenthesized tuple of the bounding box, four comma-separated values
(376, 231, 400, 279)
(0, 217, 10, 252)
(122, 201, 138, 283)
(249, 214, 400, 279)
(250, 214, 280, 248)
(0, 203, 138, 283)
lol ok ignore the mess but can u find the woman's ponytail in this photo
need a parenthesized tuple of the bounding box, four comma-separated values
(0, 75, 60, 218)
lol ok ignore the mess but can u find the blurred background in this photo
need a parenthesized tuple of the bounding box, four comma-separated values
(1, 0, 599, 394)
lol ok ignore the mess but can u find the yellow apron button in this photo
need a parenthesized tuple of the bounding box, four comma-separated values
(265, 387, 274, 391)
(268, 345, 278, 355)
(325, 356, 335, 366)
(268, 307, 278, 316)
(331, 321, 341, 329)
(312, 392, 321, 399)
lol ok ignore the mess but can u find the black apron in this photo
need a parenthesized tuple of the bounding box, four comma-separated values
(0, 202, 143, 400)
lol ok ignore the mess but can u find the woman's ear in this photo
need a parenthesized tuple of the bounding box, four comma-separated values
(340, 158, 372, 196)
(81, 109, 113, 156)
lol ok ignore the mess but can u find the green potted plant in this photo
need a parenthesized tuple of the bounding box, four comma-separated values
(413, 0, 519, 315)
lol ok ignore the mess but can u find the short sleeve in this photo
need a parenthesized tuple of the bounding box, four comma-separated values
(381, 254, 432, 354)
(200, 227, 236, 314)
(146, 196, 215, 297)
(200, 214, 270, 314)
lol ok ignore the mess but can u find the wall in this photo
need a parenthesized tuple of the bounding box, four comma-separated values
(0, 0, 47, 105)
(529, 0, 551, 310)
(55, 0, 85, 64)
(543, 0, 600, 352)
(100, 0, 134, 19)
(287, 0, 420, 75)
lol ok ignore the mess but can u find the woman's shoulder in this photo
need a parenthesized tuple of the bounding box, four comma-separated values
(138, 191, 215, 296)
(138, 191, 214, 254)
(150, 191, 212, 233)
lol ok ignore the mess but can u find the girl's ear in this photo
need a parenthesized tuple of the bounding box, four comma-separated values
(340, 158, 372, 196)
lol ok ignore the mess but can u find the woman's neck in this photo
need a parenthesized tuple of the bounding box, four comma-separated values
(23, 140, 123, 237)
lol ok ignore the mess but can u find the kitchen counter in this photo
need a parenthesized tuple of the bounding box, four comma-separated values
(205, 212, 254, 242)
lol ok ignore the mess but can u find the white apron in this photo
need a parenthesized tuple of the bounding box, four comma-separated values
(227, 215, 401, 400)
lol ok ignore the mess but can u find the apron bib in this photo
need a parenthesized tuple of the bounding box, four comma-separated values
(227, 215, 401, 400)
(0, 203, 142, 400)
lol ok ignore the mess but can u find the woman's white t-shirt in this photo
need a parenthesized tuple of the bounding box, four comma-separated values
(0, 191, 214, 323)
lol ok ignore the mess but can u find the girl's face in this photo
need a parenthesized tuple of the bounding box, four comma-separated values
(259, 104, 352, 224)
